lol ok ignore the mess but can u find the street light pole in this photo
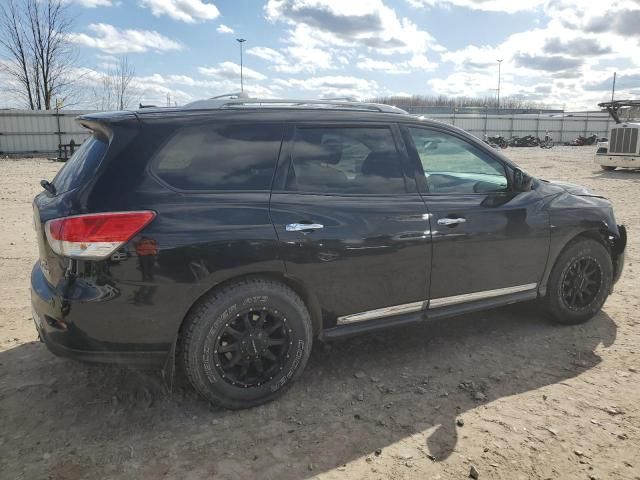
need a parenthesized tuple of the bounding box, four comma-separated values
(497, 59, 503, 109)
(236, 38, 246, 92)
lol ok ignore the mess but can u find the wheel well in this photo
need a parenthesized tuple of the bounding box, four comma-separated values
(572, 229, 611, 249)
(540, 228, 614, 298)
(176, 272, 324, 342)
(559, 229, 615, 264)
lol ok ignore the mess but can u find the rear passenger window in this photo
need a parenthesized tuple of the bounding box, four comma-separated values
(286, 127, 405, 194)
(154, 124, 283, 191)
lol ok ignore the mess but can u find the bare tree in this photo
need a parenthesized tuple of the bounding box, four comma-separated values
(114, 56, 135, 110)
(0, 0, 76, 110)
(92, 57, 137, 111)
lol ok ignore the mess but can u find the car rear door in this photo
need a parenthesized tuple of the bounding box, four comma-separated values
(401, 125, 549, 307)
(269, 123, 432, 326)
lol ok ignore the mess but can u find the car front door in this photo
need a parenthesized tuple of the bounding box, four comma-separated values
(402, 125, 549, 307)
(269, 124, 432, 325)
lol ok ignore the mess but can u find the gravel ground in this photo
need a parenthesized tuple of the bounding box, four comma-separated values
(0, 146, 638, 480)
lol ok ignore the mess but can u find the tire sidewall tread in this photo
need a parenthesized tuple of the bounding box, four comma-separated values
(546, 238, 612, 325)
(180, 278, 312, 409)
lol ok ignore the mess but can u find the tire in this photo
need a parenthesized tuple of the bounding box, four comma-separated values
(600, 165, 616, 171)
(180, 278, 313, 409)
(545, 238, 612, 325)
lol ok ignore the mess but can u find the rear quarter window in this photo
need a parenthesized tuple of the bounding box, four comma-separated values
(153, 123, 284, 191)
(51, 135, 108, 194)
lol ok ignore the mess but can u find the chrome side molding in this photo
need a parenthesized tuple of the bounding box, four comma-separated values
(337, 300, 426, 325)
(335, 283, 538, 325)
(429, 283, 538, 309)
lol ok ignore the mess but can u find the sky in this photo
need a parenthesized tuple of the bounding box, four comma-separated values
(4, 0, 640, 109)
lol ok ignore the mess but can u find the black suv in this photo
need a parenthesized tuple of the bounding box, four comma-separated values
(31, 98, 626, 408)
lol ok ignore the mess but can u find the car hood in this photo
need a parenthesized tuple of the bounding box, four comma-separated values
(539, 179, 606, 198)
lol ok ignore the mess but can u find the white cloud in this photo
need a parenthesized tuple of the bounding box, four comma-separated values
(247, 39, 333, 74)
(357, 54, 436, 74)
(405, 0, 545, 13)
(72, 67, 278, 109)
(248, 47, 287, 64)
(356, 57, 409, 74)
(199, 61, 267, 81)
(274, 75, 381, 98)
(95, 53, 119, 70)
(426, 0, 640, 109)
(138, 0, 220, 23)
(216, 24, 234, 34)
(266, 0, 438, 55)
(69, 24, 183, 54)
(260, 0, 441, 74)
(135, 72, 277, 98)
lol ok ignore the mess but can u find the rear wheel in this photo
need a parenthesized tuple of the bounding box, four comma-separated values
(545, 238, 612, 324)
(180, 278, 313, 409)
(600, 165, 616, 171)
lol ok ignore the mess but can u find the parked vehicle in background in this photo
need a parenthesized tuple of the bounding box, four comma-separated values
(540, 131, 554, 149)
(595, 100, 640, 171)
(566, 134, 598, 146)
(31, 96, 627, 409)
(509, 135, 539, 147)
(483, 134, 509, 149)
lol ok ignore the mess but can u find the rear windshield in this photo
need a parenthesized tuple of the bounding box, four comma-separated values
(51, 135, 107, 194)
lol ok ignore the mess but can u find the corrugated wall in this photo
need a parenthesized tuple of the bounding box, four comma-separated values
(0, 109, 613, 155)
(0, 110, 94, 155)
(425, 113, 612, 143)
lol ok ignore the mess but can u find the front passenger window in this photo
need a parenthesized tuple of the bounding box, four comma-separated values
(407, 128, 508, 194)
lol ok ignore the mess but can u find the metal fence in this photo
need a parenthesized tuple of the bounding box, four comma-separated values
(0, 108, 613, 155)
(421, 111, 612, 144)
(0, 109, 93, 155)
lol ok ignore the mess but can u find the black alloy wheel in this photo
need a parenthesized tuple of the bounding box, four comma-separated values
(560, 257, 603, 311)
(545, 238, 612, 325)
(213, 308, 291, 388)
(180, 278, 313, 409)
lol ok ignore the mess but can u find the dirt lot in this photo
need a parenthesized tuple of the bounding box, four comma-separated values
(0, 147, 638, 480)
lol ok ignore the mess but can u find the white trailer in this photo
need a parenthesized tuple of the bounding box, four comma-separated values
(595, 100, 640, 171)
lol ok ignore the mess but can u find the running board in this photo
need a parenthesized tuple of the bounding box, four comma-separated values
(320, 289, 538, 340)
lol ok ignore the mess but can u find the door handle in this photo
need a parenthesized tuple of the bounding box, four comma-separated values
(286, 223, 324, 232)
(437, 217, 466, 226)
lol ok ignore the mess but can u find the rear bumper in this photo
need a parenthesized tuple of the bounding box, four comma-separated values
(30, 262, 167, 367)
(32, 311, 165, 366)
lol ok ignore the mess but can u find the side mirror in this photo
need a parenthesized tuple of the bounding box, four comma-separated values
(513, 168, 533, 192)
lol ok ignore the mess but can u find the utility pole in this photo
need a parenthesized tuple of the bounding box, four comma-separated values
(236, 38, 247, 92)
(497, 59, 503, 109)
(611, 71, 617, 103)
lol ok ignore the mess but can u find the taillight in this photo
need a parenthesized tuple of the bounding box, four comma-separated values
(45, 211, 156, 259)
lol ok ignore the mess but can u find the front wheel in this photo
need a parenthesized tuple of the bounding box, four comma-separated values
(545, 238, 612, 325)
(180, 278, 313, 409)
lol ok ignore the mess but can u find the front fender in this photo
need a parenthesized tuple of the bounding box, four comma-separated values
(537, 184, 625, 295)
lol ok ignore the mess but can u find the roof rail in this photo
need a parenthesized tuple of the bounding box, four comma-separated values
(182, 97, 408, 114)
